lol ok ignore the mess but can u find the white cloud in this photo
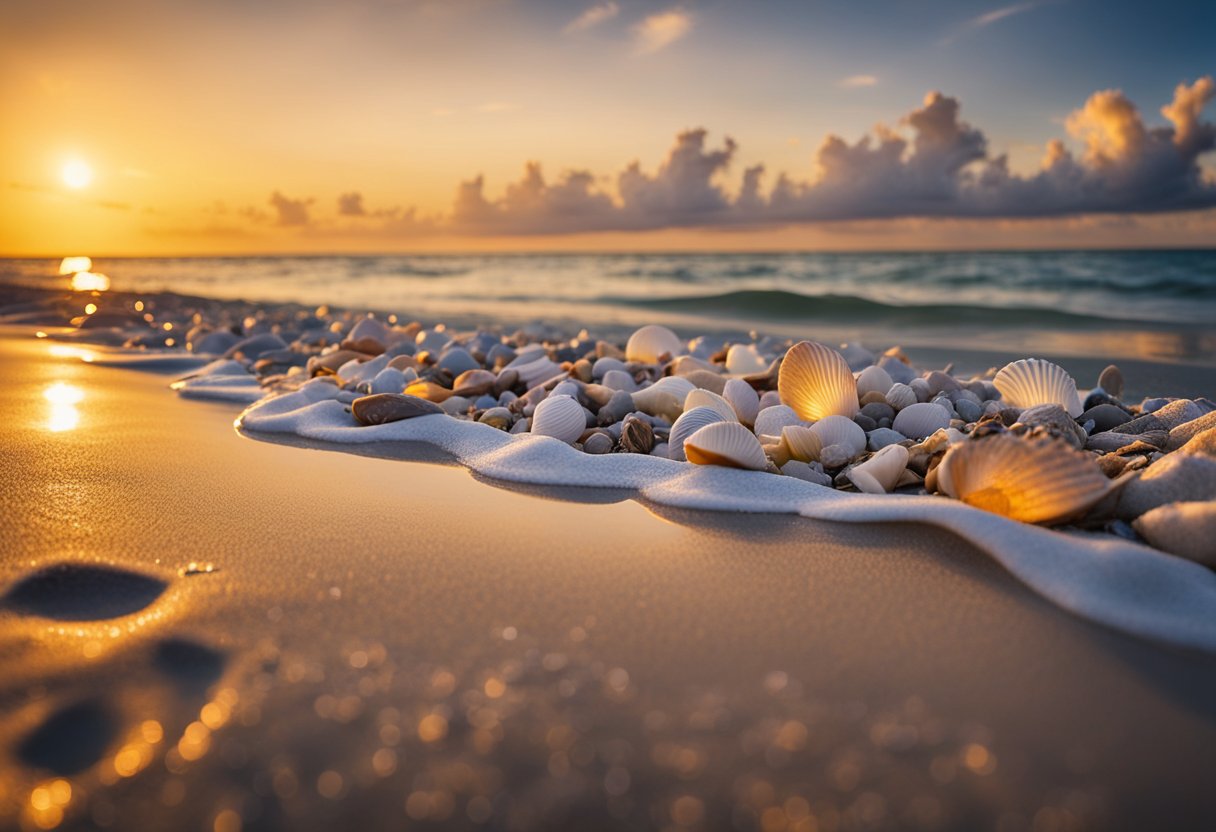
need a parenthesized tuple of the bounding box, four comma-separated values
(943, 0, 1055, 44)
(564, 2, 620, 34)
(632, 9, 692, 54)
(839, 75, 879, 88)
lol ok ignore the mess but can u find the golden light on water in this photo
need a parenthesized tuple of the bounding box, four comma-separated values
(58, 256, 92, 275)
(44, 382, 84, 432)
(61, 159, 93, 189)
(70, 271, 111, 292)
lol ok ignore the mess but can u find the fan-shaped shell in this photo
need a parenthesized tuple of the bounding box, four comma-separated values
(726, 343, 769, 375)
(684, 421, 769, 471)
(780, 425, 823, 462)
(778, 341, 859, 421)
(807, 415, 865, 457)
(683, 388, 737, 422)
(994, 358, 1082, 417)
(753, 405, 803, 438)
(626, 324, 682, 364)
(668, 406, 731, 462)
(722, 378, 760, 427)
(855, 365, 894, 398)
(530, 394, 586, 445)
(892, 402, 952, 440)
(846, 444, 910, 494)
(631, 376, 696, 421)
(938, 434, 1111, 525)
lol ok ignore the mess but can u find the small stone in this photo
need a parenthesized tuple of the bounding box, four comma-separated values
(781, 460, 832, 486)
(853, 414, 877, 432)
(924, 370, 961, 396)
(819, 443, 853, 469)
(583, 432, 613, 454)
(1114, 399, 1204, 435)
(1097, 364, 1124, 399)
(1081, 403, 1133, 433)
(351, 393, 444, 425)
(866, 428, 906, 451)
(954, 398, 983, 423)
(860, 402, 895, 423)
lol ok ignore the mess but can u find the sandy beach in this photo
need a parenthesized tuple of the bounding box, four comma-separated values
(2, 326, 1214, 831)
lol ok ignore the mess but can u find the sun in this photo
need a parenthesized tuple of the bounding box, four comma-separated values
(62, 159, 93, 189)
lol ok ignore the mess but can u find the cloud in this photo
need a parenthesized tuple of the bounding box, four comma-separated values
(943, 0, 1055, 44)
(268, 191, 313, 226)
(564, 2, 619, 34)
(338, 192, 366, 216)
(633, 9, 692, 54)
(839, 75, 878, 88)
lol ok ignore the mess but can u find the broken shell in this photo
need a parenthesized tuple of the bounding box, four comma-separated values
(683, 388, 738, 423)
(891, 402, 952, 440)
(1132, 502, 1216, 565)
(1014, 403, 1088, 449)
(632, 376, 696, 421)
(529, 394, 586, 444)
(993, 358, 1082, 417)
(855, 365, 894, 398)
(620, 414, 656, 454)
(684, 421, 769, 470)
(846, 444, 910, 494)
(723, 378, 760, 427)
(669, 406, 731, 462)
(626, 324, 682, 364)
(778, 341, 859, 421)
(780, 425, 823, 463)
(807, 415, 865, 457)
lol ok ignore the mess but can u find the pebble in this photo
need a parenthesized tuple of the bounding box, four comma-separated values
(351, 393, 444, 425)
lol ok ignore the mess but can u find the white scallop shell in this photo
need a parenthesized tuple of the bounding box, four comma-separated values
(937, 434, 1112, 525)
(753, 405, 803, 438)
(684, 388, 738, 422)
(778, 341, 859, 421)
(892, 402, 952, 440)
(780, 425, 823, 462)
(885, 383, 917, 411)
(807, 415, 866, 457)
(993, 358, 1082, 417)
(684, 421, 769, 470)
(668, 406, 731, 462)
(722, 378, 760, 426)
(529, 394, 586, 445)
(726, 343, 769, 375)
(631, 376, 696, 421)
(855, 365, 894, 398)
(626, 324, 683, 364)
(846, 444, 910, 494)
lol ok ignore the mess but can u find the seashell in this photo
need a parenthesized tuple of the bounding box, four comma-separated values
(626, 324, 682, 364)
(722, 378, 760, 427)
(530, 394, 586, 444)
(778, 341, 859, 421)
(683, 389, 738, 423)
(1013, 403, 1087, 449)
(351, 393, 444, 425)
(1097, 364, 1124, 399)
(582, 432, 614, 455)
(452, 369, 497, 398)
(682, 369, 727, 395)
(684, 421, 769, 470)
(631, 376, 695, 421)
(807, 415, 865, 457)
(1116, 451, 1216, 519)
(846, 444, 910, 494)
(478, 407, 513, 430)
(1132, 502, 1216, 565)
(885, 383, 917, 411)
(892, 402, 952, 440)
(780, 425, 823, 463)
(404, 380, 452, 402)
(753, 405, 802, 439)
(668, 406, 730, 462)
(855, 365, 894, 398)
(670, 355, 720, 376)
(937, 434, 1113, 525)
(725, 343, 769, 375)
(620, 414, 656, 454)
(993, 358, 1082, 417)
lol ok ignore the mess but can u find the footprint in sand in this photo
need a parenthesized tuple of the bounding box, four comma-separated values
(1, 562, 167, 621)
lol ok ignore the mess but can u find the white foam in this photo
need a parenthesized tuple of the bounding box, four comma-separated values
(238, 386, 1216, 653)
(169, 359, 265, 403)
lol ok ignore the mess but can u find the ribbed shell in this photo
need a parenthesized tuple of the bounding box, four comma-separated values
(669, 406, 731, 462)
(722, 378, 760, 426)
(753, 405, 803, 439)
(884, 383, 917, 411)
(855, 365, 894, 398)
(780, 425, 823, 462)
(807, 415, 866, 456)
(632, 376, 696, 421)
(938, 434, 1111, 525)
(892, 402, 952, 440)
(684, 388, 738, 422)
(778, 341, 859, 421)
(684, 421, 769, 471)
(530, 394, 586, 445)
(994, 358, 1082, 417)
(846, 444, 910, 494)
(725, 343, 769, 375)
(626, 324, 683, 364)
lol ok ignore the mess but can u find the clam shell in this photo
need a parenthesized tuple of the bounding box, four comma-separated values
(938, 434, 1112, 525)
(684, 421, 769, 471)
(1132, 502, 1216, 565)
(753, 405, 803, 438)
(892, 402, 952, 440)
(846, 444, 910, 494)
(683, 388, 738, 423)
(530, 394, 586, 444)
(669, 406, 731, 462)
(780, 425, 823, 462)
(855, 365, 894, 398)
(778, 341, 859, 421)
(626, 324, 682, 364)
(632, 376, 695, 421)
(884, 383, 917, 411)
(807, 415, 865, 457)
(726, 343, 769, 375)
(993, 358, 1082, 417)
(722, 378, 760, 427)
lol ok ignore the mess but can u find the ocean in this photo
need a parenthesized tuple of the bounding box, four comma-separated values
(3, 249, 1215, 363)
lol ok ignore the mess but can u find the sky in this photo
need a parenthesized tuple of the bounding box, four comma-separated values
(1, 0, 1214, 255)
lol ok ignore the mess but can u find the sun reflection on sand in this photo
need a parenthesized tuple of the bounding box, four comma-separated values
(43, 382, 84, 432)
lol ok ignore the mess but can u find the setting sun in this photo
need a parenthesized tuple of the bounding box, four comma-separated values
(62, 159, 93, 189)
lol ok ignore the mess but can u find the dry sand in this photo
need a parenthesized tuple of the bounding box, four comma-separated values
(1, 328, 1214, 831)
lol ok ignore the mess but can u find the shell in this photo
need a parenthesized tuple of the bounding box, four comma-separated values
(683, 421, 769, 471)
(937, 434, 1112, 525)
(668, 406, 731, 462)
(778, 341, 859, 421)
(620, 414, 656, 454)
(892, 402, 952, 440)
(1014, 403, 1087, 449)
(884, 383, 917, 411)
(855, 365, 894, 398)
(626, 324, 682, 364)
(807, 415, 865, 457)
(846, 444, 910, 494)
(1132, 502, 1216, 565)
(683, 388, 738, 423)
(529, 394, 586, 444)
(753, 405, 803, 438)
(725, 343, 769, 375)
(671, 355, 720, 376)
(780, 425, 823, 463)
(993, 358, 1082, 417)
(632, 376, 695, 421)
(722, 378, 760, 427)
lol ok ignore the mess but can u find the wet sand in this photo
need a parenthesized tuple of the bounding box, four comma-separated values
(1, 328, 1215, 831)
